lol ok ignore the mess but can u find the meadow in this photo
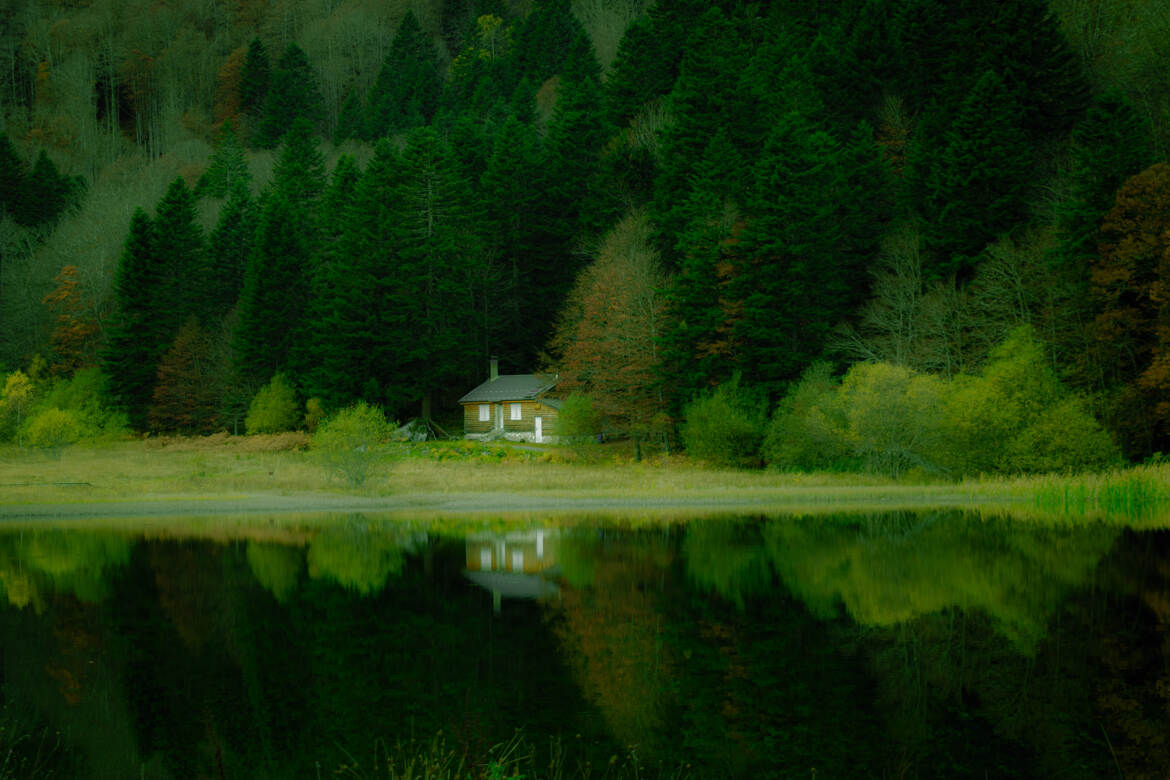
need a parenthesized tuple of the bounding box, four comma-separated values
(1, 435, 1167, 527)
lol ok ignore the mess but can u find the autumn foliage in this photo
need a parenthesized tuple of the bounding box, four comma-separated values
(549, 212, 668, 437)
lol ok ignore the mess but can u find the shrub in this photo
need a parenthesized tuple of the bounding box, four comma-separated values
(39, 367, 128, 441)
(312, 401, 394, 487)
(680, 375, 767, 468)
(0, 370, 37, 443)
(245, 374, 300, 434)
(763, 362, 852, 471)
(556, 392, 600, 446)
(21, 407, 82, 457)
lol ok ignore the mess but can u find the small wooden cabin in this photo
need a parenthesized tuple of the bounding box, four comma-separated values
(459, 359, 561, 443)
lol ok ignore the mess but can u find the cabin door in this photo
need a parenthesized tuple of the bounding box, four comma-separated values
(534, 416, 543, 443)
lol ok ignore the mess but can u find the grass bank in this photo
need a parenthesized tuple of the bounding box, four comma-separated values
(0, 437, 1166, 525)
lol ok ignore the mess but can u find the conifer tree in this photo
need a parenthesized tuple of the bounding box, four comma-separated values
(917, 70, 1032, 280)
(380, 128, 482, 419)
(270, 117, 326, 214)
(659, 130, 747, 403)
(365, 10, 441, 139)
(152, 177, 205, 329)
(204, 186, 256, 322)
(101, 210, 165, 427)
(479, 114, 544, 364)
(652, 7, 752, 260)
(513, 0, 600, 85)
(232, 195, 314, 387)
(16, 150, 83, 228)
(334, 89, 364, 144)
(195, 120, 251, 198)
(149, 317, 220, 434)
(239, 38, 271, 119)
(253, 43, 325, 148)
(301, 142, 399, 408)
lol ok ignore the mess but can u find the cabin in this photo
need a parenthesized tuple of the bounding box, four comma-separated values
(458, 358, 561, 443)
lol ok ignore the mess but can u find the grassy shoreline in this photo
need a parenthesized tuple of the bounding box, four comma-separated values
(0, 438, 1166, 526)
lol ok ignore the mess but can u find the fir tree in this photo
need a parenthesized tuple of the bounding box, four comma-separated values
(101, 210, 165, 427)
(239, 38, 271, 118)
(205, 186, 256, 322)
(380, 128, 482, 418)
(365, 10, 441, 139)
(16, 150, 83, 228)
(513, 0, 600, 85)
(271, 117, 326, 214)
(195, 120, 251, 198)
(916, 70, 1033, 280)
(253, 43, 325, 148)
(300, 143, 399, 408)
(233, 195, 314, 387)
(479, 114, 545, 365)
(152, 177, 205, 328)
(334, 89, 365, 144)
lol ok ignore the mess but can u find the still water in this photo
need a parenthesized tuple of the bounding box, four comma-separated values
(1, 511, 1167, 778)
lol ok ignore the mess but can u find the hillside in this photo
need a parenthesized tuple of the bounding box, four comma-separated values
(2, 0, 1170, 469)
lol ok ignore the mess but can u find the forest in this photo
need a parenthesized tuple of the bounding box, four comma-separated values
(2, 0, 1170, 475)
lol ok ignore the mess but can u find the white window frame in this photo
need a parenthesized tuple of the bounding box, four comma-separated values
(509, 402, 522, 421)
(478, 404, 490, 422)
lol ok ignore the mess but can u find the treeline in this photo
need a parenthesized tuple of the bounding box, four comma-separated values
(3, 0, 1170, 470)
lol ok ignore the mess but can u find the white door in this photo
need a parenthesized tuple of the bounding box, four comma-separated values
(534, 415, 543, 443)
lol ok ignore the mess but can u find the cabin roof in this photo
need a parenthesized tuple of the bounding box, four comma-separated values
(458, 374, 557, 404)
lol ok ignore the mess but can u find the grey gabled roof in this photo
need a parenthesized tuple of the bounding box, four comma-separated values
(458, 374, 557, 404)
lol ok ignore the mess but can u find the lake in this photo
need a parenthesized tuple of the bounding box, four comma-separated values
(0, 509, 1166, 778)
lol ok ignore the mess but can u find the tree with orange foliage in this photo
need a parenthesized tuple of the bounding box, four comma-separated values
(1093, 162, 1170, 455)
(548, 211, 668, 442)
(42, 265, 98, 377)
(212, 45, 248, 134)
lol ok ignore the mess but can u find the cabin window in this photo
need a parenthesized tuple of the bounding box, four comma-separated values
(478, 404, 490, 422)
(510, 402, 522, 420)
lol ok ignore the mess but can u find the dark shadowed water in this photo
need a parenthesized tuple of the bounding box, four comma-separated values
(0, 510, 1167, 778)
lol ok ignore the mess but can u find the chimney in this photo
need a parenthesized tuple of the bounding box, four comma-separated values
(490, 356, 499, 381)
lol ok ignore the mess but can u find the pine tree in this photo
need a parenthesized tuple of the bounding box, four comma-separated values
(513, 0, 601, 85)
(479, 113, 544, 365)
(101, 210, 165, 427)
(239, 38, 271, 118)
(148, 317, 221, 434)
(271, 117, 326, 214)
(152, 177, 206, 329)
(195, 120, 251, 198)
(652, 7, 752, 260)
(334, 89, 365, 144)
(252, 43, 325, 148)
(205, 186, 256, 322)
(16, 150, 83, 228)
(300, 142, 399, 408)
(917, 70, 1032, 280)
(659, 130, 747, 404)
(379, 128, 482, 418)
(232, 195, 314, 387)
(365, 10, 441, 139)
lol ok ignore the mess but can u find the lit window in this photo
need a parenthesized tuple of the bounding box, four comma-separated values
(478, 404, 490, 421)
(510, 402, 522, 420)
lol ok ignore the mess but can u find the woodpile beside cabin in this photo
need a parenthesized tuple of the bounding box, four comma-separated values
(459, 359, 561, 443)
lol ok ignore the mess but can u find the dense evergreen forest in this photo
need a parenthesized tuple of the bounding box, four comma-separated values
(2, 0, 1170, 471)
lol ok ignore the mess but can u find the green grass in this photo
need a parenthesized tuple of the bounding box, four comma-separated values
(0, 437, 1167, 528)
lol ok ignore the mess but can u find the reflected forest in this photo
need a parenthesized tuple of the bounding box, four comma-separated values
(0, 513, 1168, 777)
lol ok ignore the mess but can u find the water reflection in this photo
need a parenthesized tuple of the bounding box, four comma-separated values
(0, 511, 1165, 778)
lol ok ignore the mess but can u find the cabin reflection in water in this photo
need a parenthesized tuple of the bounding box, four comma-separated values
(464, 529, 560, 614)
